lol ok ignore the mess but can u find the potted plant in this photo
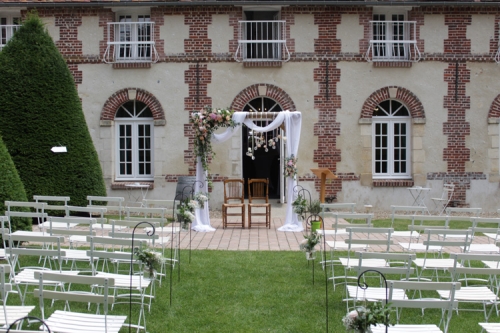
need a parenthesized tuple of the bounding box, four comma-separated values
(308, 199, 322, 232)
(342, 302, 392, 333)
(299, 231, 321, 260)
(134, 244, 162, 278)
(292, 194, 308, 220)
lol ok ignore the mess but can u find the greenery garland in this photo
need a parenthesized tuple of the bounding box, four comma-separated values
(190, 107, 239, 172)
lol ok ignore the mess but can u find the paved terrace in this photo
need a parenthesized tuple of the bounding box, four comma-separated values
(171, 204, 492, 253)
(36, 203, 492, 253)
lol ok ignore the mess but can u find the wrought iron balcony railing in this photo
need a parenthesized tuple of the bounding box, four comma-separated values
(365, 21, 421, 62)
(103, 22, 159, 64)
(235, 20, 290, 62)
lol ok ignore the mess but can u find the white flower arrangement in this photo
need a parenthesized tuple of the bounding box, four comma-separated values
(188, 200, 199, 210)
(194, 192, 209, 209)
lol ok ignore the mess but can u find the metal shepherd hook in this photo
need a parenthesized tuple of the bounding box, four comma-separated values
(6, 316, 51, 332)
(357, 269, 389, 333)
(130, 221, 156, 333)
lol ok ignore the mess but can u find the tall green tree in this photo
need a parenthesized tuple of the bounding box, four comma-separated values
(0, 135, 31, 232)
(0, 13, 106, 207)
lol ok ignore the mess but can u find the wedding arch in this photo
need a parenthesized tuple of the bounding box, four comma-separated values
(190, 110, 303, 232)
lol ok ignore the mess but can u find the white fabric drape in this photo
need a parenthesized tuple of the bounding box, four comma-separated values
(192, 156, 215, 232)
(193, 111, 302, 232)
(278, 111, 303, 232)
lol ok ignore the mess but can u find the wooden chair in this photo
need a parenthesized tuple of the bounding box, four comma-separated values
(222, 179, 245, 229)
(247, 178, 271, 229)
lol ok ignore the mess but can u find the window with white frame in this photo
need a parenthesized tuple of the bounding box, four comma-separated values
(372, 99, 411, 179)
(0, 15, 21, 51)
(115, 100, 154, 180)
(235, 9, 290, 62)
(103, 11, 158, 63)
(366, 8, 420, 62)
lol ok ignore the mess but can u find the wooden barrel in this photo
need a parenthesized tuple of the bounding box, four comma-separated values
(175, 176, 197, 200)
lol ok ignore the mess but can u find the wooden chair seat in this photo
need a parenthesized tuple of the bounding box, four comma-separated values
(247, 178, 271, 229)
(222, 179, 245, 229)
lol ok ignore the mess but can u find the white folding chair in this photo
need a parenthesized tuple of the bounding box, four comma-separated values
(371, 281, 461, 333)
(6, 233, 74, 305)
(318, 212, 373, 273)
(142, 199, 178, 220)
(65, 206, 109, 236)
(412, 229, 472, 282)
(4, 201, 47, 235)
(439, 253, 500, 321)
(479, 322, 500, 333)
(333, 227, 394, 291)
(320, 202, 356, 214)
(87, 236, 153, 331)
(344, 253, 415, 312)
(87, 195, 125, 220)
(47, 216, 98, 271)
(397, 215, 449, 252)
(0, 264, 34, 328)
(33, 195, 70, 212)
(390, 205, 426, 237)
(431, 184, 455, 215)
(466, 217, 500, 253)
(34, 271, 126, 333)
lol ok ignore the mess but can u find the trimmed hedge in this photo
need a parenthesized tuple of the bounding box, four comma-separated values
(0, 135, 31, 232)
(0, 13, 107, 207)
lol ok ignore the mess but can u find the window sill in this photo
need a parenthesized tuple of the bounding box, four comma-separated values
(112, 62, 152, 69)
(243, 61, 282, 68)
(111, 181, 155, 190)
(373, 61, 412, 68)
(373, 179, 414, 187)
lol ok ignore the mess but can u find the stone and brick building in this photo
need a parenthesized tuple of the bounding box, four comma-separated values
(1, 0, 500, 212)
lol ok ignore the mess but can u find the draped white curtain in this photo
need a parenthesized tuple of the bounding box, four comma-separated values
(191, 111, 303, 232)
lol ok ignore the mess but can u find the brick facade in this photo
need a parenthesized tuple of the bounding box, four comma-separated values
(360, 86, 425, 120)
(5, 2, 500, 209)
(101, 88, 165, 122)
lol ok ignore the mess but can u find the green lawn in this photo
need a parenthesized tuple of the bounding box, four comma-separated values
(9, 215, 500, 332)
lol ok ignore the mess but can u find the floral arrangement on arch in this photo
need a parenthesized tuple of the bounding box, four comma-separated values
(190, 107, 239, 172)
(342, 302, 392, 333)
(284, 154, 298, 179)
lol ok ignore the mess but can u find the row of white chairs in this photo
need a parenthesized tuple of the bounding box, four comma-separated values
(316, 204, 500, 332)
(0, 229, 163, 332)
(339, 251, 500, 333)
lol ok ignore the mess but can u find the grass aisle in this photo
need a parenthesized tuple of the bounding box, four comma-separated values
(143, 249, 500, 333)
(149, 250, 330, 333)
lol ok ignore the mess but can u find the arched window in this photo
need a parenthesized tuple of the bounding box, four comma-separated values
(115, 100, 154, 180)
(372, 99, 411, 178)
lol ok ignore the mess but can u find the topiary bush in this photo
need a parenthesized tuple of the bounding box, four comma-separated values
(0, 135, 31, 232)
(0, 12, 107, 207)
